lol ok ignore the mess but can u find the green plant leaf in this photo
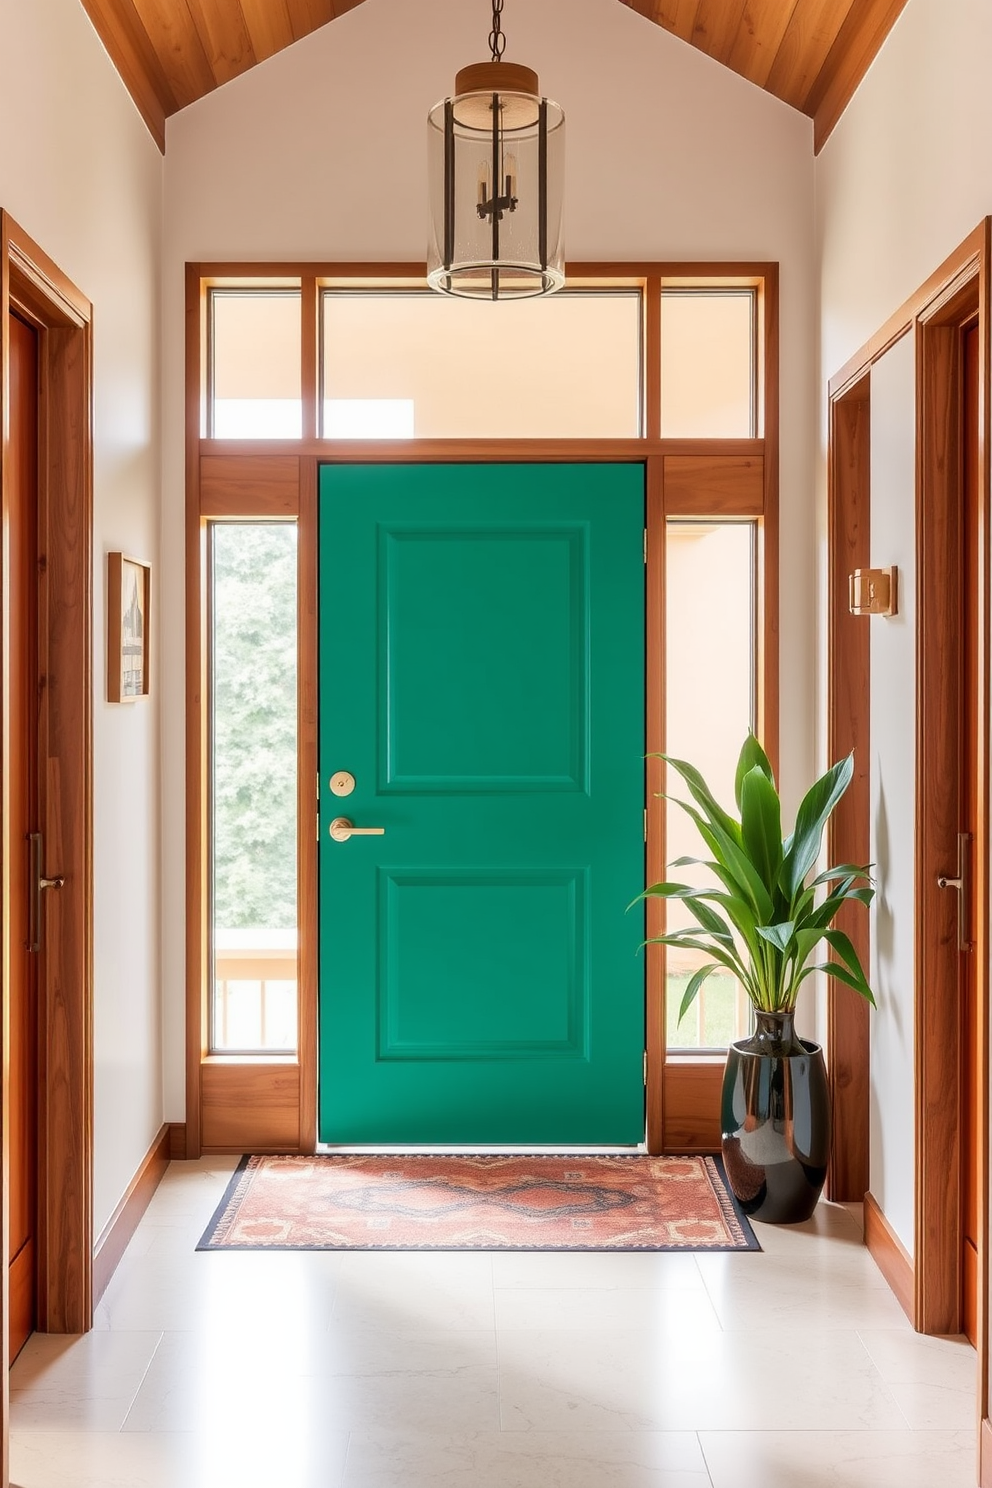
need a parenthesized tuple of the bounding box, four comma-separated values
(740, 763, 783, 892)
(791, 884, 817, 924)
(642, 934, 752, 989)
(804, 883, 875, 932)
(673, 797, 775, 921)
(809, 863, 874, 888)
(798, 960, 877, 1006)
(663, 755, 743, 847)
(803, 891, 849, 931)
(788, 927, 826, 988)
(645, 739, 876, 1022)
(678, 962, 723, 1023)
(651, 926, 731, 949)
(822, 929, 873, 999)
(779, 754, 854, 900)
(756, 920, 796, 952)
(683, 897, 735, 942)
(707, 890, 758, 936)
(630, 886, 736, 947)
(734, 733, 775, 810)
(630, 882, 697, 907)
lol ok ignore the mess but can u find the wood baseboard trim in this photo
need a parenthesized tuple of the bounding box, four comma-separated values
(168, 1122, 188, 1160)
(92, 1125, 171, 1303)
(864, 1190, 915, 1325)
(980, 1418, 992, 1486)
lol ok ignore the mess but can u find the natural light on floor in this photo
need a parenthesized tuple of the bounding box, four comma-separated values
(7, 1159, 978, 1488)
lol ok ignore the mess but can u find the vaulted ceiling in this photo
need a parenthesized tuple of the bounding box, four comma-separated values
(80, 0, 908, 155)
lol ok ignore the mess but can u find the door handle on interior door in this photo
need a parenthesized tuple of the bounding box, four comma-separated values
(28, 831, 65, 953)
(937, 831, 973, 952)
(329, 817, 386, 843)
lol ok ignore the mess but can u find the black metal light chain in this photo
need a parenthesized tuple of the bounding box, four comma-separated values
(489, 0, 506, 61)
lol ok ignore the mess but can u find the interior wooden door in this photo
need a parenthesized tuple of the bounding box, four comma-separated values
(8, 311, 40, 1363)
(960, 317, 980, 1348)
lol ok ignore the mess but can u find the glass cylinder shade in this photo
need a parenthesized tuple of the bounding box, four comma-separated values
(428, 83, 564, 300)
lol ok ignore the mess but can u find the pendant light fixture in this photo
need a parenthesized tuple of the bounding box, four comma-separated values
(427, 0, 565, 300)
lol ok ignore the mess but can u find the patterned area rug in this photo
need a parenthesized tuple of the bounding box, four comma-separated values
(197, 1155, 759, 1252)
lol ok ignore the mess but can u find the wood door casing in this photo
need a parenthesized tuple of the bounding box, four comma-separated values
(826, 227, 991, 1356)
(825, 378, 871, 1202)
(914, 264, 988, 1338)
(961, 318, 981, 1347)
(8, 311, 40, 1363)
(0, 213, 96, 1488)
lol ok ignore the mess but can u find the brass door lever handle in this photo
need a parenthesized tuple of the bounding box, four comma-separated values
(28, 831, 64, 953)
(329, 817, 386, 843)
(938, 832, 973, 952)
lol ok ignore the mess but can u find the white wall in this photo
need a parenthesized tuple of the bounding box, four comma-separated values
(868, 335, 917, 1257)
(0, 0, 164, 1234)
(817, 0, 992, 388)
(816, 0, 992, 1258)
(160, 0, 817, 1116)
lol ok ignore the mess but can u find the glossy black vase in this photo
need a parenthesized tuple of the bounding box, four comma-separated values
(721, 1010, 831, 1224)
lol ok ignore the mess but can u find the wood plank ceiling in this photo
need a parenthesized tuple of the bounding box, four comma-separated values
(81, 0, 908, 155)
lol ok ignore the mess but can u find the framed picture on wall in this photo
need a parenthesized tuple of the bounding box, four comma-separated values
(107, 553, 150, 702)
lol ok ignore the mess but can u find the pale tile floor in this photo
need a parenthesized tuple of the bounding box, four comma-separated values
(8, 1158, 979, 1488)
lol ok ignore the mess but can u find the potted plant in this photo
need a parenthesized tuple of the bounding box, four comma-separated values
(640, 735, 874, 1224)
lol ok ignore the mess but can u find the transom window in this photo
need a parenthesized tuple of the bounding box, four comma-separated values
(204, 276, 764, 445)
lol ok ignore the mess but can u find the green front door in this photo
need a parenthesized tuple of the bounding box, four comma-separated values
(318, 463, 645, 1144)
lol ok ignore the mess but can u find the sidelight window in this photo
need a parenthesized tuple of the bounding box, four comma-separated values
(665, 520, 757, 1051)
(210, 522, 299, 1054)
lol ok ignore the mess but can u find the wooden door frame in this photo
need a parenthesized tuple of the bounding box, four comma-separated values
(825, 369, 871, 1202)
(915, 260, 988, 1337)
(0, 211, 95, 1476)
(827, 220, 991, 1471)
(184, 261, 779, 1160)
